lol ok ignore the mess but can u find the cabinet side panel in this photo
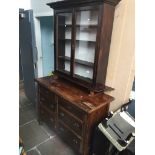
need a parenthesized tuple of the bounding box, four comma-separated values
(83, 103, 110, 155)
(96, 4, 115, 87)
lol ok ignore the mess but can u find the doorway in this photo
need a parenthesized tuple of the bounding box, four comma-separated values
(40, 16, 54, 76)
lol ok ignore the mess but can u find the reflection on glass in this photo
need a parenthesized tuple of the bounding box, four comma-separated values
(74, 64, 93, 82)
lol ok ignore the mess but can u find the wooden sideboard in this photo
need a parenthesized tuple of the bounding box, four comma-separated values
(35, 76, 114, 155)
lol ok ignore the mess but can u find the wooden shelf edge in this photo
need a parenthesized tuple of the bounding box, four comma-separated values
(58, 56, 94, 67)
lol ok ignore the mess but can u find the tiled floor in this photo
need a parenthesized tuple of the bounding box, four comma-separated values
(19, 90, 76, 155)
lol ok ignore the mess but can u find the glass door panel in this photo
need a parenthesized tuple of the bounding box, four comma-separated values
(74, 64, 93, 82)
(74, 7, 99, 82)
(57, 12, 72, 74)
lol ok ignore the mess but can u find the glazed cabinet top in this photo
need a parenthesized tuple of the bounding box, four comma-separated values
(47, 0, 121, 92)
(35, 76, 114, 114)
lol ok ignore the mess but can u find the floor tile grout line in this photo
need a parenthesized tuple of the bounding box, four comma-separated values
(40, 125, 56, 137)
(35, 147, 42, 155)
(19, 119, 37, 128)
(26, 135, 56, 153)
(26, 146, 36, 153)
(19, 103, 34, 110)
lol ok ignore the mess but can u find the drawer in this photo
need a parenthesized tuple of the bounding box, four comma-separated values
(58, 122, 81, 152)
(40, 98, 56, 112)
(39, 92, 56, 112)
(58, 97, 85, 120)
(40, 105, 55, 125)
(58, 106, 83, 136)
(39, 86, 50, 99)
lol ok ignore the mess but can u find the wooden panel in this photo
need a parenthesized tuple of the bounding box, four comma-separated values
(47, 0, 121, 9)
(58, 97, 85, 120)
(49, 1, 117, 92)
(40, 105, 55, 126)
(94, 3, 115, 89)
(57, 122, 82, 153)
(39, 86, 56, 112)
(58, 106, 83, 136)
(36, 77, 112, 155)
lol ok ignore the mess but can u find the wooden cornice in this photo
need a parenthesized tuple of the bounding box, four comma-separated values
(47, 0, 121, 9)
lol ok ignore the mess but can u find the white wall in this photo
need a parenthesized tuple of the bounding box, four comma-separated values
(18, 0, 31, 10)
(30, 0, 55, 77)
(105, 0, 135, 111)
(31, 0, 54, 17)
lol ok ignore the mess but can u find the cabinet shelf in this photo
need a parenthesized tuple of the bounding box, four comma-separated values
(59, 69, 70, 75)
(58, 56, 94, 67)
(59, 24, 98, 28)
(74, 74, 92, 83)
(58, 56, 71, 61)
(58, 38, 96, 43)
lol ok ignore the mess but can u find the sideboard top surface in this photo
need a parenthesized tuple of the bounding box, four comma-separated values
(35, 76, 114, 113)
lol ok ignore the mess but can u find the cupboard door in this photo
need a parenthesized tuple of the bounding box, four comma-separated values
(56, 11, 73, 75)
(73, 6, 99, 83)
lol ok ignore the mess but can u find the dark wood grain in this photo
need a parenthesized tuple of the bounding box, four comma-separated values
(58, 56, 94, 67)
(35, 76, 114, 155)
(38, 0, 121, 154)
(71, 8, 76, 77)
(93, 3, 115, 90)
(49, 1, 119, 92)
(47, 0, 121, 9)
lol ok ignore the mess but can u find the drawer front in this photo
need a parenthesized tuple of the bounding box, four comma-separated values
(40, 95, 49, 104)
(58, 106, 83, 136)
(39, 86, 56, 112)
(40, 105, 55, 125)
(58, 97, 85, 120)
(58, 122, 81, 152)
(39, 86, 50, 99)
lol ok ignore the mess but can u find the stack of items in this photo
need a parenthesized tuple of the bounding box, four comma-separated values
(19, 137, 26, 155)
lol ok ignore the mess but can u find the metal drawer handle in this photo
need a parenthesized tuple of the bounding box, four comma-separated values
(60, 127, 65, 132)
(60, 112, 65, 117)
(73, 138, 78, 144)
(73, 122, 80, 128)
